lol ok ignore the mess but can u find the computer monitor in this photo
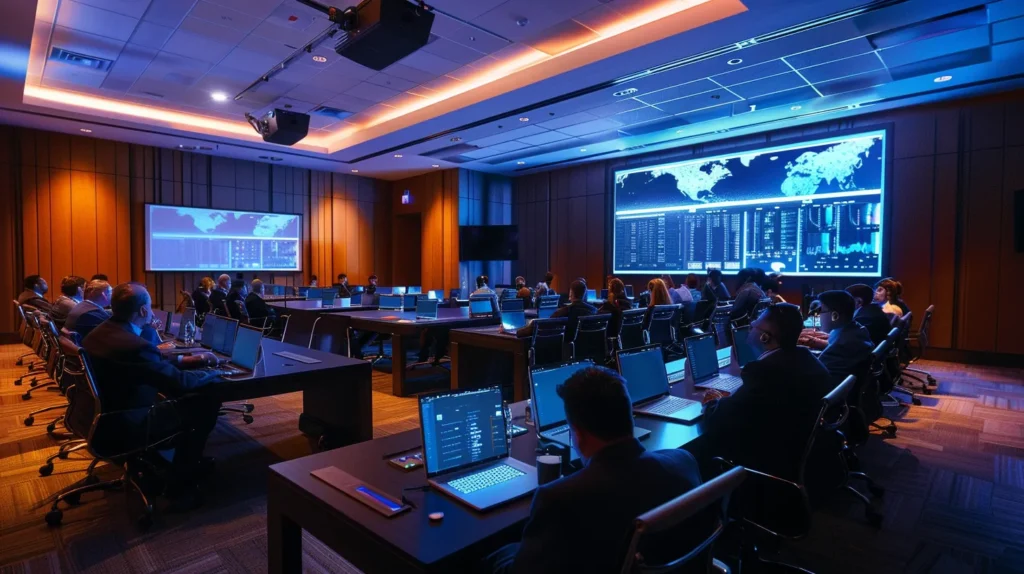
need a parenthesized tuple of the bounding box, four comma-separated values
(298, 286, 310, 297)
(351, 285, 365, 295)
(529, 360, 594, 432)
(231, 324, 262, 370)
(419, 386, 508, 477)
(616, 345, 669, 404)
(585, 289, 597, 303)
(415, 299, 439, 319)
(322, 291, 337, 307)
(393, 286, 407, 295)
(500, 298, 524, 312)
(469, 297, 495, 317)
(379, 295, 403, 310)
(683, 333, 720, 381)
(403, 294, 417, 309)
(407, 286, 422, 295)
(378, 286, 393, 295)
(731, 325, 758, 368)
(625, 285, 634, 298)
(501, 311, 528, 331)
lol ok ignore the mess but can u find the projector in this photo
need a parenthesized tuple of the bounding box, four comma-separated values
(334, 0, 435, 71)
(246, 108, 310, 146)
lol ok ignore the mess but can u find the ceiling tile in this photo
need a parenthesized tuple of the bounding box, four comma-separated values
(190, 1, 263, 34)
(877, 26, 989, 69)
(798, 53, 885, 84)
(418, 0, 510, 21)
(785, 37, 876, 69)
(43, 62, 108, 89)
(57, 0, 140, 42)
(382, 91, 430, 110)
(274, 62, 322, 84)
(556, 117, 623, 136)
(307, 114, 339, 130)
(419, 74, 463, 93)
(237, 33, 295, 60)
(49, 25, 126, 61)
(488, 140, 532, 153)
(731, 86, 820, 115)
(381, 63, 437, 84)
(572, 3, 622, 32)
(635, 78, 717, 105)
(429, 16, 510, 55)
(587, 98, 646, 118)
(471, 125, 547, 147)
(366, 73, 418, 93)
(128, 21, 174, 50)
(611, 105, 670, 127)
(655, 89, 739, 115)
(462, 147, 506, 159)
(219, 47, 283, 74)
(322, 93, 378, 114)
(537, 111, 598, 129)
(304, 68, 363, 93)
(712, 59, 792, 87)
(344, 81, 401, 103)
(524, 20, 600, 55)
(727, 72, 808, 99)
(127, 76, 188, 100)
(285, 84, 338, 105)
(162, 17, 246, 63)
(815, 69, 892, 96)
(250, 18, 324, 48)
(472, 0, 601, 43)
(421, 37, 488, 65)
(76, 0, 153, 19)
(993, 16, 1024, 43)
(141, 52, 213, 86)
(102, 43, 158, 86)
(206, 0, 284, 20)
(399, 50, 462, 75)
(143, 0, 194, 27)
(517, 131, 572, 145)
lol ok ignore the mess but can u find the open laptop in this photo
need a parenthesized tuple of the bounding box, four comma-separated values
(379, 295, 404, 311)
(617, 345, 703, 423)
(500, 311, 527, 334)
(407, 286, 422, 295)
(419, 387, 537, 512)
(500, 298, 524, 312)
(530, 360, 650, 447)
(469, 297, 495, 318)
(625, 285, 634, 298)
(683, 333, 743, 394)
(731, 325, 758, 368)
(585, 289, 598, 303)
(415, 298, 439, 320)
(427, 290, 439, 300)
(322, 291, 337, 307)
(201, 314, 239, 356)
(665, 356, 688, 384)
(215, 323, 262, 379)
(393, 286, 407, 295)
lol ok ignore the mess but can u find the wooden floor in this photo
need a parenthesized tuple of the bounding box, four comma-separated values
(0, 342, 1022, 573)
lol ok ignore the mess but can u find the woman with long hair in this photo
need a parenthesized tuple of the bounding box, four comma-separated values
(647, 278, 672, 307)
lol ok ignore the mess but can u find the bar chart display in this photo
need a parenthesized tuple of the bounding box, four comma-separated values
(612, 131, 886, 277)
(145, 205, 301, 271)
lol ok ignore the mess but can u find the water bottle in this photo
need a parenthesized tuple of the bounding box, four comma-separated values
(184, 320, 196, 347)
(502, 400, 513, 449)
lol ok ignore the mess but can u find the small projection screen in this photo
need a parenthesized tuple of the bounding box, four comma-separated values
(145, 205, 301, 272)
(611, 129, 888, 277)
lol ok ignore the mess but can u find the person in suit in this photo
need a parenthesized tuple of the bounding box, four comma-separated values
(191, 277, 214, 317)
(701, 269, 730, 304)
(65, 280, 113, 339)
(699, 304, 833, 481)
(82, 283, 225, 504)
(51, 275, 85, 329)
(846, 284, 892, 345)
(599, 278, 632, 338)
(209, 274, 230, 316)
(225, 280, 247, 320)
(487, 366, 704, 574)
(365, 274, 378, 296)
(18, 275, 52, 313)
(509, 279, 596, 338)
(815, 290, 874, 380)
(334, 273, 353, 298)
(245, 279, 277, 322)
(729, 268, 765, 323)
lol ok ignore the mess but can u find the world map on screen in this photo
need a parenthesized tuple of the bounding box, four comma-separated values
(148, 206, 300, 238)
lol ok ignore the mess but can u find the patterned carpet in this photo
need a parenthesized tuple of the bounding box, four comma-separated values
(0, 342, 1021, 573)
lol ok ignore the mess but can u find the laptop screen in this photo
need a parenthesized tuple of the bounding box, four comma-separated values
(393, 286, 406, 295)
(231, 325, 262, 370)
(684, 334, 719, 380)
(501, 311, 527, 331)
(665, 357, 687, 380)
(201, 314, 222, 349)
(617, 346, 670, 403)
(470, 298, 494, 315)
(530, 360, 594, 431)
(416, 299, 438, 319)
(625, 285, 634, 298)
(177, 308, 196, 340)
(379, 295, 403, 310)
(427, 290, 438, 300)
(585, 289, 597, 302)
(321, 291, 336, 305)
(407, 286, 422, 295)
(732, 325, 758, 367)
(307, 288, 323, 300)
(419, 387, 507, 477)
(377, 286, 393, 295)
(501, 298, 524, 312)
(217, 318, 239, 356)
(537, 306, 556, 319)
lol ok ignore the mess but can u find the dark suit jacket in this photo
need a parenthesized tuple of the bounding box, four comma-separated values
(854, 303, 891, 346)
(334, 284, 353, 298)
(209, 288, 229, 316)
(729, 283, 765, 322)
(701, 346, 833, 481)
(50, 295, 78, 329)
(18, 289, 52, 313)
(244, 292, 276, 320)
(81, 319, 216, 423)
(516, 300, 596, 338)
(65, 301, 110, 339)
(364, 284, 377, 295)
(191, 289, 211, 316)
(512, 440, 705, 574)
(225, 290, 245, 320)
(701, 282, 730, 304)
(818, 321, 874, 379)
(599, 295, 632, 336)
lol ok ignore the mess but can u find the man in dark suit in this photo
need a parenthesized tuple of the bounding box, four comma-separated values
(18, 275, 52, 313)
(334, 273, 353, 298)
(699, 304, 833, 481)
(817, 290, 874, 380)
(701, 268, 730, 304)
(65, 280, 113, 339)
(82, 283, 225, 503)
(244, 279, 277, 321)
(364, 274, 378, 295)
(51, 275, 86, 329)
(208, 274, 230, 316)
(509, 279, 596, 338)
(487, 366, 704, 574)
(225, 280, 247, 320)
(846, 284, 892, 346)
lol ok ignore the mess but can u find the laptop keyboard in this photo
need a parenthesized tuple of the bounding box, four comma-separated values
(645, 396, 700, 415)
(695, 375, 743, 394)
(448, 465, 525, 495)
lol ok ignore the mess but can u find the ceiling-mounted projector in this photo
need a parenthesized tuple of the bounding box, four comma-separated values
(245, 109, 310, 146)
(333, 0, 435, 71)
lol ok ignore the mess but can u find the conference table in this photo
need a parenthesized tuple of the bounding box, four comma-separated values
(269, 300, 378, 350)
(449, 326, 531, 402)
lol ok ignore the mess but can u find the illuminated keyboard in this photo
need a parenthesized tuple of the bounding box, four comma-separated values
(645, 396, 700, 415)
(448, 465, 525, 495)
(695, 375, 743, 394)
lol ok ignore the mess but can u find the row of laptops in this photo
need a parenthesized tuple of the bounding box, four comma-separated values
(583, 286, 635, 303)
(162, 310, 262, 378)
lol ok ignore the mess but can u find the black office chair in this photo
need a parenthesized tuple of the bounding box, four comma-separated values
(22, 318, 64, 401)
(709, 305, 735, 348)
(869, 336, 900, 436)
(644, 305, 679, 347)
(903, 305, 937, 390)
(571, 314, 612, 365)
(15, 309, 52, 386)
(13, 301, 40, 368)
(528, 318, 569, 367)
(38, 333, 96, 477)
(884, 317, 921, 406)
(618, 308, 649, 352)
(619, 466, 747, 574)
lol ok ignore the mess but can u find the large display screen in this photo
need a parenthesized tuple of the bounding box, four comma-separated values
(145, 205, 301, 272)
(612, 130, 887, 277)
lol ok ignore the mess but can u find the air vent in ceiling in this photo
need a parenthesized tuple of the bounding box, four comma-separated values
(49, 47, 113, 71)
(867, 7, 987, 49)
(311, 106, 354, 120)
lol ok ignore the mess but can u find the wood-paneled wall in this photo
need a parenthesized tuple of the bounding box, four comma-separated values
(512, 91, 1024, 357)
(391, 169, 459, 293)
(0, 126, 391, 331)
(459, 170, 513, 290)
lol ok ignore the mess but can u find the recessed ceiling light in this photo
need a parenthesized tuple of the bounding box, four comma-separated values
(211, 91, 228, 102)
(848, 103, 861, 109)
(790, 105, 802, 111)
(312, 55, 328, 63)
(394, 154, 403, 158)
(351, 169, 359, 173)
(580, 148, 587, 152)
(933, 75, 952, 83)
(79, 128, 92, 133)
(727, 58, 743, 66)
(517, 161, 526, 165)
(259, 155, 283, 162)
(432, 164, 440, 168)
(519, 117, 529, 122)
(450, 136, 461, 142)
(613, 88, 638, 97)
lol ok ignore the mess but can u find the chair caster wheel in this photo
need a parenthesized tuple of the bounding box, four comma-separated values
(137, 512, 153, 532)
(912, 398, 922, 406)
(22, 393, 31, 400)
(242, 415, 254, 424)
(14, 379, 22, 386)
(65, 492, 82, 505)
(30, 380, 39, 387)
(58, 451, 70, 460)
(24, 416, 34, 426)
(39, 463, 54, 476)
(866, 510, 884, 528)
(16, 358, 23, 366)
(45, 509, 63, 527)
(922, 388, 932, 395)
(869, 485, 885, 498)
(46, 422, 57, 433)
(243, 404, 254, 413)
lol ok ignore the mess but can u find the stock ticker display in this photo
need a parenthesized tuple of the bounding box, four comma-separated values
(613, 131, 886, 277)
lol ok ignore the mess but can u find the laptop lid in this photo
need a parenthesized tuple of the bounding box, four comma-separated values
(585, 289, 597, 302)
(307, 288, 322, 300)
(529, 360, 594, 433)
(393, 286, 406, 295)
(200, 314, 221, 349)
(427, 290, 438, 300)
(378, 286, 393, 295)
(537, 306, 556, 319)
(683, 333, 720, 382)
(501, 298, 524, 312)
(732, 325, 757, 368)
(665, 356, 687, 381)
(230, 324, 262, 370)
(407, 286, 422, 294)
(379, 295, 403, 310)
(501, 311, 527, 331)
(177, 308, 196, 340)
(419, 386, 508, 479)
(298, 287, 310, 296)
(616, 345, 670, 404)
(416, 299, 439, 319)
(625, 285, 634, 298)
(217, 317, 239, 356)
(469, 297, 494, 317)
(322, 291, 336, 305)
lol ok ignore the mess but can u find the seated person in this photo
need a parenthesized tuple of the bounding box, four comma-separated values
(647, 278, 673, 307)
(598, 278, 632, 337)
(515, 276, 532, 308)
(191, 277, 214, 317)
(762, 278, 785, 304)
(81, 283, 226, 504)
(700, 304, 833, 481)
(309, 274, 319, 288)
(51, 275, 85, 329)
(209, 274, 231, 316)
(685, 273, 702, 302)
(488, 366, 703, 574)
(18, 274, 52, 313)
(365, 274, 378, 296)
(245, 279, 277, 322)
(508, 279, 595, 338)
(728, 268, 765, 323)
(815, 290, 874, 379)
(701, 269, 730, 304)
(225, 280, 247, 320)
(65, 280, 113, 339)
(661, 274, 693, 305)
(471, 275, 501, 313)
(846, 284, 891, 346)
(334, 273, 353, 298)
(874, 278, 907, 316)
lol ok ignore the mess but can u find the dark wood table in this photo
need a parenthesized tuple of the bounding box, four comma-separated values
(269, 301, 378, 349)
(200, 338, 373, 449)
(345, 308, 501, 396)
(449, 327, 531, 402)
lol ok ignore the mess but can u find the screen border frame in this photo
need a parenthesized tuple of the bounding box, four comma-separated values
(605, 124, 894, 278)
(143, 203, 303, 272)
(417, 386, 508, 478)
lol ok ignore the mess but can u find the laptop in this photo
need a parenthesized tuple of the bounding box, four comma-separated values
(393, 286, 407, 295)
(407, 286, 422, 295)
(683, 333, 743, 394)
(427, 290, 439, 300)
(306, 288, 323, 300)
(415, 298, 439, 320)
(665, 356, 688, 384)
(731, 325, 758, 368)
(500, 298, 524, 312)
(298, 286, 310, 297)
(625, 285, 634, 298)
(216, 323, 262, 379)
(500, 311, 527, 334)
(617, 346, 703, 423)
(201, 314, 239, 356)
(585, 289, 597, 303)
(322, 291, 337, 307)
(377, 286, 393, 295)
(529, 360, 650, 447)
(379, 295, 404, 311)
(469, 297, 495, 318)
(419, 387, 537, 512)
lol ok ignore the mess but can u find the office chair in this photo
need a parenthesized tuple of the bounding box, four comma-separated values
(868, 337, 900, 436)
(22, 318, 63, 401)
(619, 466, 747, 574)
(709, 305, 735, 348)
(25, 328, 82, 432)
(618, 308, 649, 352)
(38, 333, 96, 477)
(644, 305, 679, 347)
(885, 317, 922, 404)
(528, 318, 569, 367)
(309, 314, 347, 355)
(15, 310, 51, 386)
(903, 305, 937, 390)
(571, 314, 612, 365)
(13, 301, 40, 368)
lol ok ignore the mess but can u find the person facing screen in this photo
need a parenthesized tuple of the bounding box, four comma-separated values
(192, 277, 214, 316)
(51, 275, 86, 329)
(335, 273, 352, 298)
(309, 275, 318, 287)
(702, 269, 730, 304)
(647, 278, 672, 307)
(365, 274, 378, 295)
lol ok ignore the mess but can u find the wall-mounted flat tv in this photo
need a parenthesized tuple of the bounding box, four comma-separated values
(459, 225, 519, 261)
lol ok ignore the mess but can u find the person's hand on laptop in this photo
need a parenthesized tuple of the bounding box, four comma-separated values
(177, 352, 219, 369)
(701, 389, 727, 404)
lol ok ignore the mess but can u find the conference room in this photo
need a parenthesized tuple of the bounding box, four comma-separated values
(2, 0, 1023, 572)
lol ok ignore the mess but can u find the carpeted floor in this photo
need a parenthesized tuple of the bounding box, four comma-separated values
(0, 341, 1022, 573)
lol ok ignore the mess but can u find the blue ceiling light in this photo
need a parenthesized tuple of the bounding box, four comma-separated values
(933, 75, 952, 82)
